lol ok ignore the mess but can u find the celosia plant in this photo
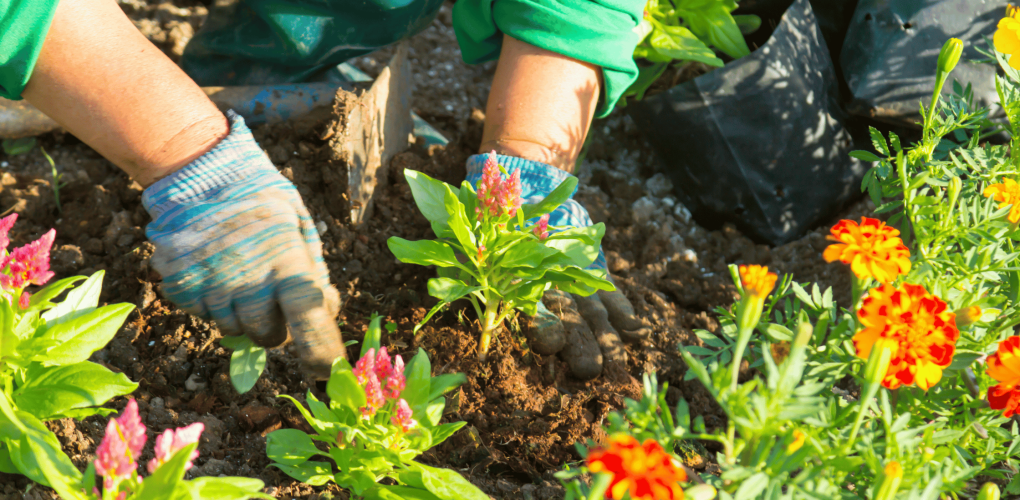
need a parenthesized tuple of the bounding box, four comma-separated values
(32, 399, 271, 500)
(267, 315, 485, 499)
(0, 214, 140, 491)
(387, 154, 613, 359)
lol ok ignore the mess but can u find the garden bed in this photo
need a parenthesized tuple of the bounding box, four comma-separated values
(0, 1, 871, 498)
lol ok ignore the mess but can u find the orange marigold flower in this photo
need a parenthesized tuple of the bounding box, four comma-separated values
(823, 217, 910, 284)
(587, 435, 686, 500)
(786, 430, 806, 454)
(983, 178, 1020, 224)
(855, 284, 959, 390)
(987, 336, 1020, 417)
(996, 5, 1020, 69)
(738, 264, 777, 299)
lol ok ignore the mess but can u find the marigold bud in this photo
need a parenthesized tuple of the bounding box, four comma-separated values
(977, 482, 1001, 500)
(955, 305, 982, 328)
(875, 461, 904, 500)
(786, 430, 806, 454)
(937, 38, 964, 75)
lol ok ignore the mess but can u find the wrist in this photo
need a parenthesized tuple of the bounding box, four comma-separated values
(135, 112, 230, 187)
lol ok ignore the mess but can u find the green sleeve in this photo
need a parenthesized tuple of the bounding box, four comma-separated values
(0, 0, 61, 100)
(452, 0, 643, 118)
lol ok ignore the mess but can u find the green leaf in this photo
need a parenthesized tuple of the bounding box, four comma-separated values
(361, 313, 383, 359)
(496, 240, 560, 269)
(0, 443, 16, 474)
(134, 443, 197, 500)
(427, 278, 483, 303)
(430, 421, 467, 448)
(388, 238, 462, 268)
(13, 361, 137, 420)
(221, 335, 266, 394)
(2, 411, 81, 491)
(266, 429, 325, 466)
(443, 188, 477, 253)
(427, 373, 467, 402)
(186, 477, 274, 500)
(733, 14, 761, 34)
(327, 369, 367, 413)
(2, 137, 36, 156)
(403, 349, 432, 416)
(734, 472, 769, 500)
(366, 485, 443, 500)
(850, 150, 882, 162)
(521, 177, 579, 221)
(648, 25, 724, 67)
(26, 276, 86, 311)
(34, 303, 134, 366)
(41, 270, 104, 327)
(682, 5, 750, 59)
(426, 398, 445, 427)
(545, 223, 605, 269)
(416, 463, 489, 500)
(870, 127, 890, 156)
(270, 460, 334, 486)
(405, 170, 453, 225)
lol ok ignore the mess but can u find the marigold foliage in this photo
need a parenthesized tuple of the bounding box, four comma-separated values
(823, 217, 910, 283)
(987, 336, 1020, 418)
(587, 435, 687, 500)
(855, 284, 959, 390)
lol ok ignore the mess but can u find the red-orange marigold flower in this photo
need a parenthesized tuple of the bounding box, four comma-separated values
(587, 435, 687, 500)
(855, 284, 959, 390)
(984, 178, 1020, 224)
(738, 264, 777, 299)
(823, 217, 910, 283)
(986, 336, 1020, 417)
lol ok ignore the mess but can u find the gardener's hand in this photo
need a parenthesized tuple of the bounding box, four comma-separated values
(466, 154, 651, 380)
(142, 111, 346, 379)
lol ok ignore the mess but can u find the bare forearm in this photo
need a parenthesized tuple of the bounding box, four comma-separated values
(482, 34, 602, 173)
(21, 0, 227, 187)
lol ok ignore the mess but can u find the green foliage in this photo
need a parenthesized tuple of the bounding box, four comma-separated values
(1, 137, 35, 156)
(267, 348, 478, 499)
(0, 271, 138, 487)
(621, 0, 758, 106)
(220, 335, 266, 394)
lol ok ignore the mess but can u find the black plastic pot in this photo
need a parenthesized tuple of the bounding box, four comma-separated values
(629, 0, 864, 246)
(841, 0, 1001, 126)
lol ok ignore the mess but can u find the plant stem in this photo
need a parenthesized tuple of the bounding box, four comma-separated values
(477, 296, 501, 361)
(730, 324, 754, 393)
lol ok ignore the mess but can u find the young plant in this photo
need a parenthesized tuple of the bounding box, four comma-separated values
(25, 398, 272, 500)
(0, 214, 139, 490)
(41, 146, 66, 213)
(266, 316, 482, 499)
(219, 335, 266, 394)
(387, 154, 614, 360)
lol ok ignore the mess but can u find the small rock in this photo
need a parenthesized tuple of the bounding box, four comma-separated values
(191, 458, 235, 477)
(185, 373, 207, 392)
(631, 197, 661, 226)
(316, 220, 328, 236)
(83, 238, 104, 254)
(116, 233, 135, 247)
(674, 203, 692, 224)
(50, 245, 84, 274)
(645, 173, 674, 197)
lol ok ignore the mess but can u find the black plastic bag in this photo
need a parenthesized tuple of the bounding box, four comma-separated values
(629, 0, 864, 246)
(841, 0, 1000, 125)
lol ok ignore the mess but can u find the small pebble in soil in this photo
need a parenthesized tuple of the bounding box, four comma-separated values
(316, 220, 328, 235)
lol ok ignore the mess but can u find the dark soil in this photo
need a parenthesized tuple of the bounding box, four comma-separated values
(0, 1, 871, 498)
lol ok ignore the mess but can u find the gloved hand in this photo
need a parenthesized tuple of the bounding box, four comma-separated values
(465, 153, 651, 380)
(142, 111, 346, 379)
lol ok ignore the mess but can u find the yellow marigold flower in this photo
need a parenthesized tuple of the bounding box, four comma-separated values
(738, 264, 777, 299)
(983, 178, 1020, 223)
(997, 5, 1020, 69)
(823, 217, 910, 283)
(587, 435, 687, 500)
(786, 430, 806, 454)
(884, 461, 903, 479)
(955, 305, 982, 328)
(855, 284, 960, 391)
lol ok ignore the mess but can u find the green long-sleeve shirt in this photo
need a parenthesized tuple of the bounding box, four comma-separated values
(1, 0, 643, 116)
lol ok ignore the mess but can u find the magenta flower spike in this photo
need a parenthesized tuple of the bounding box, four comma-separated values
(361, 371, 385, 417)
(391, 399, 417, 432)
(18, 291, 30, 310)
(384, 355, 406, 400)
(0, 228, 56, 290)
(94, 399, 147, 489)
(147, 422, 204, 473)
(478, 151, 501, 204)
(504, 169, 522, 218)
(353, 348, 376, 385)
(0, 213, 17, 252)
(374, 346, 392, 381)
(534, 214, 550, 241)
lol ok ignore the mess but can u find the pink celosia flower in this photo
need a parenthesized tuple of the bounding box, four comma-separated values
(353, 348, 376, 385)
(374, 347, 392, 381)
(391, 399, 417, 432)
(0, 229, 55, 290)
(94, 399, 146, 489)
(361, 371, 385, 417)
(18, 292, 29, 309)
(533, 214, 550, 241)
(0, 214, 17, 252)
(478, 151, 501, 204)
(502, 169, 522, 218)
(476, 244, 486, 262)
(147, 422, 204, 473)
(385, 355, 406, 400)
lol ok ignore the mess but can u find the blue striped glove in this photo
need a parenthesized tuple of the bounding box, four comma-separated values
(143, 112, 345, 378)
(465, 154, 650, 380)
